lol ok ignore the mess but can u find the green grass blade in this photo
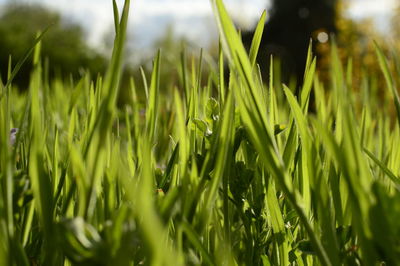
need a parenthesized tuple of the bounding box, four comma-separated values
(249, 10, 266, 68)
(146, 50, 161, 142)
(283, 85, 312, 212)
(364, 148, 400, 191)
(218, 40, 225, 105)
(181, 221, 215, 265)
(201, 92, 234, 226)
(266, 178, 290, 265)
(374, 42, 400, 127)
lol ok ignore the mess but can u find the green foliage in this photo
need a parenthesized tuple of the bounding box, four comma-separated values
(0, 3, 106, 88)
(0, 0, 399, 265)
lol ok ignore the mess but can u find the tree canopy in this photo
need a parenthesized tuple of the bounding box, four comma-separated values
(0, 3, 107, 88)
(242, 0, 337, 84)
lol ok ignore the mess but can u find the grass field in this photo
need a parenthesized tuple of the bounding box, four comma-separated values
(1, 0, 400, 265)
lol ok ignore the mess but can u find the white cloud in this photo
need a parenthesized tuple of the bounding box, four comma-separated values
(133, 0, 212, 18)
(346, 0, 396, 32)
(16, 0, 267, 49)
(348, 0, 397, 18)
(17, 0, 114, 48)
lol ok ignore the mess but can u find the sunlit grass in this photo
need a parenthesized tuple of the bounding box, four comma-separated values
(0, 0, 400, 265)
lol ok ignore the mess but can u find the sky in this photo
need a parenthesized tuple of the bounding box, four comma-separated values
(0, 0, 397, 57)
(0, 0, 269, 50)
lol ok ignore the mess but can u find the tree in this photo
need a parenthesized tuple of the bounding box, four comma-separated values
(242, 0, 337, 84)
(0, 3, 107, 88)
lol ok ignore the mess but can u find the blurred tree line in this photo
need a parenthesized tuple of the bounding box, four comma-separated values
(322, 1, 400, 110)
(238, 0, 400, 116)
(0, 3, 107, 88)
(242, 0, 337, 85)
(0, 0, 398, 103)
(241, 0, 399, 87)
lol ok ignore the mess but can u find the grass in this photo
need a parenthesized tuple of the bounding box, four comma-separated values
(1, 0, 400, 265)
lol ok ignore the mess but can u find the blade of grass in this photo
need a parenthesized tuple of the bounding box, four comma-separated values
(249, 10, 266, 68)
(364, 148, 400, 191)
(146, 50, 161, 143)
(374, 42, 400, 127)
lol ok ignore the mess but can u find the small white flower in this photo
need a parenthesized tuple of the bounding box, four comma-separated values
(10, 128, 18, 145)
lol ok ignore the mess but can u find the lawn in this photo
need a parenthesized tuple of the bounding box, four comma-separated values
(1, 0, 400, 265)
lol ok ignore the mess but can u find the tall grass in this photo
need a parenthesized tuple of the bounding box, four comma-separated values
(1, 0, 400, 265)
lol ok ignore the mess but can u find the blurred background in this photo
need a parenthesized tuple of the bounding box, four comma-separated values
(0, 0, 399, 96)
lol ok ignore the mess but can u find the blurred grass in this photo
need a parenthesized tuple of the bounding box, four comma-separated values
(0, 0, 400, 265)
